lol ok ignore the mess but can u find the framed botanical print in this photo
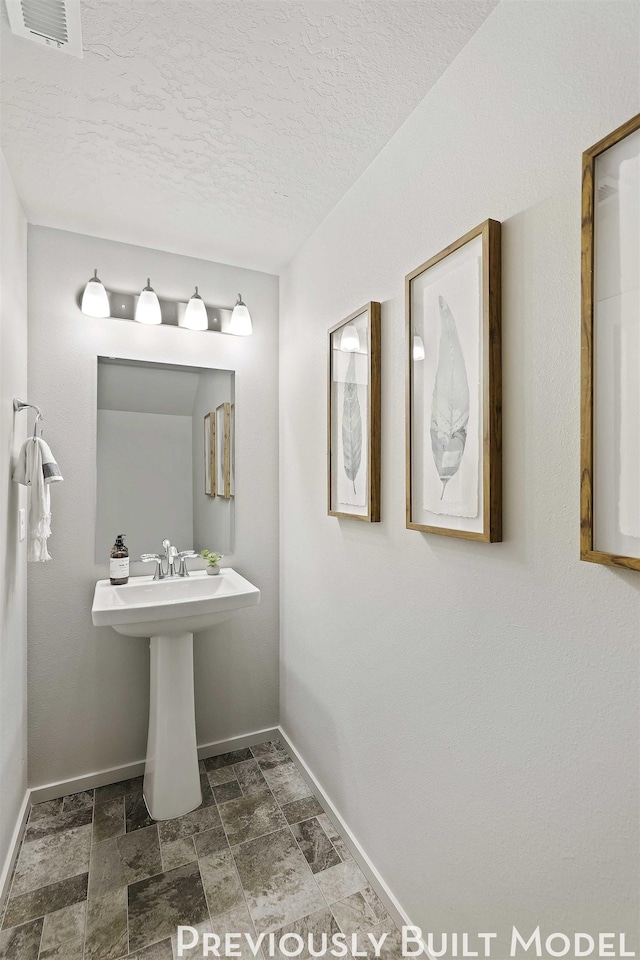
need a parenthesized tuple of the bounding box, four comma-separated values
(215, 402, 232, 500)
(328, 302, 381, 521)
(204, 412, 215, 497)
(581, 113, 640, 570)
(406, 219, 502, 542)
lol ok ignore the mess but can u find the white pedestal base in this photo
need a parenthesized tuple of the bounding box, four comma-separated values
(144, 632, 202, 821)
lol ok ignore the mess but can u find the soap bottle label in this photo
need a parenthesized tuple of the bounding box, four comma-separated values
(110, 557, 129, 580)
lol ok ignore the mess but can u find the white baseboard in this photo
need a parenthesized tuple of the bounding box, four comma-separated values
(277, 726, 433, 960)
(0, 790, 30, 917)
(29, 726, 279, 804)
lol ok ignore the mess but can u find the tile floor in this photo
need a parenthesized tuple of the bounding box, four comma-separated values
(0, 740, 401, 960)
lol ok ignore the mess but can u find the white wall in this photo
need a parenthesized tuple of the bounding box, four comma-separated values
(0, 154, 28, 880)
(279, 1, 640, 950)
(96, 410, 193, 561)
(27, 226, 279, 787)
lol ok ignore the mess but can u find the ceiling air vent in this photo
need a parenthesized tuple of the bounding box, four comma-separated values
(5, 0, 83, 57)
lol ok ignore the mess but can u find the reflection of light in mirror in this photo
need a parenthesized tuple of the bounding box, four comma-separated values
(412, 335, 425, 361)
(340, 324, 360, 352)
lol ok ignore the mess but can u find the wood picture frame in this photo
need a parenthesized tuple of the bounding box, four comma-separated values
(405, 218, 502, 542)
(215, 402, 232, 500)
(204, 412, 215, 497)
(581, 113, 640, 570)
(327, 302, 381, 522)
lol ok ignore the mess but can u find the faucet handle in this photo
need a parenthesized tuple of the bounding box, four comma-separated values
(176, 551, 198, 577)
(140, 554, 163, 581)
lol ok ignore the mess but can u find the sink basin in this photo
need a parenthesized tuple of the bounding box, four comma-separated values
(91, 568, 260, 822)
(91, 567, 260, 637)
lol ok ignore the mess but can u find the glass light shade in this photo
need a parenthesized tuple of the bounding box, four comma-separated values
(229, 294, 252, 336)
(135, 279, 162, 325)
(81, 269, 110, 318)
(182, 287, 208, 331)
(340, 323, 360, 352)
(412, 335, 425, 361)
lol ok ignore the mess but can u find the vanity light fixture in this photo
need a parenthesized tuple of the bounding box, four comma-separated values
(340, 323, 360, 352)
(182, 287, 209, 331)
(81, 269, 110, 318)
(412, 335, 425, 361)
(135, 279, 162, 325)
(79, 271, 252, 335)
(229, 294, 252, 337)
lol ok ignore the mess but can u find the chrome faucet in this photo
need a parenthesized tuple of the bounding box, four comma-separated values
(141, 540, 198, 580)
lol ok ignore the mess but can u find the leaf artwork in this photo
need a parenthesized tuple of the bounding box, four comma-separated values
(430, 295, 470, 499)
(342, 350, 362, 494)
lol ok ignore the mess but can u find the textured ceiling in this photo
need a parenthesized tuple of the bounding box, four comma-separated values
(0, 1, 497, 272)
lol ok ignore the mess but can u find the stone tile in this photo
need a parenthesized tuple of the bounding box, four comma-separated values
(333, 839, 353, 862)
(361, 885, 389, 924)
(2, 873, 88, 929)
(40, 901, 85, 951)
(199, 850, 244, 918)
(12, 824, 91, 897)
(213, 780, 242, 805)
(218, 793, 287, 846)
(314, 861, 367, 904)
(171, 919, 213, 959)
(210, 903, 262, 960)
(24, 806, 93, 842)
(88, 824, 162, 899)
(291, 819, 341, 874)
(95, 776, 143, 805)
(199, 767, 215, 807)
(0, 917, 43, 960)
(193, 827, 228, 859)
(93, 798, 125, 843)
(206, 766, 237, 787)
(39, 938, 84, 959)
(28, 800, 62, 823)
(234, 760, 271, 798)
(330, 893, 378, 937)
(316, 814, 339, 841)
(232, 828, 325, 935)
(85, 888, 128, 960)
(280, 797, 324, 825)
(204, 749, 253, 771)
(156, 805, 221, 844)
(135, 939, 174, 959)
(126, 794, 155, 833)
(271, 908, 340, 960)
(61, 790, 94, 813)
(128, 862, 209, 953)
(160, 837, 196, 872)
(257, 759, 310, 806)
(351, 919, 403, 960)
(250, 740, 287, 762)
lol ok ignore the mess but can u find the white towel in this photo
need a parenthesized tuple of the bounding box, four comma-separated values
(12, 438, 63, 561)
(13, 437, 63, 485)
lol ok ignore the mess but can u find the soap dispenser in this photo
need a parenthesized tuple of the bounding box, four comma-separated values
(110, 534, 129, 585)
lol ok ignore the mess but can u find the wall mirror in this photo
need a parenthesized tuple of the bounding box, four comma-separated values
(95, 357, 235, 563)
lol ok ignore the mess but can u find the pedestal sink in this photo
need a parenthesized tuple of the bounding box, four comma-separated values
(91, 569, 260, 821)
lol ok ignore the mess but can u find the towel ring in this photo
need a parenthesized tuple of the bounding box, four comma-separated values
(13, 398, 44, 438)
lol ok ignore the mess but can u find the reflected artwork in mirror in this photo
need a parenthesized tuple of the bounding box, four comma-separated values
(96, 357, 235, 562)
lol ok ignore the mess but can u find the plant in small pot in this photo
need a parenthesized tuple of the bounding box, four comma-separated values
(201, 550, 223, 576)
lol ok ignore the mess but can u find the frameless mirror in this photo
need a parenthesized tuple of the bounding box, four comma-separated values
(95, 357, 234, 563)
